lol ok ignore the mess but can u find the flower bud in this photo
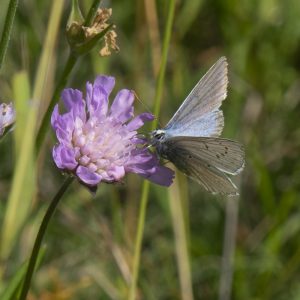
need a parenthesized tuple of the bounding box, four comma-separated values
(0, 102, 16, 139)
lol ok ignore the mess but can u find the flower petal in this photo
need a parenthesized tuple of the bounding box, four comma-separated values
(51, 104, 60, 129)
(86, 76, 115, 117)
(86, 83, 108, 117)
(125, 149, 157, 167)
(127, 113, 154, 131)
(61, 88, 86, 121)
(94, 75, 115, 95)
(51, 106, 75, 134)
(110, 89, 134, 122)
(141, 165, 175, 186)
(125, 149, 175, 186)
(53, 145, 78, 170)
(0, 102, 15, 131)
(76, 166, 102, 185)
(107, 165, 125, 181)
(53, 112, 75, 145)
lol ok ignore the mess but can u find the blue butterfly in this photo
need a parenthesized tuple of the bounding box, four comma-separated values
(151, 57, 245, 195)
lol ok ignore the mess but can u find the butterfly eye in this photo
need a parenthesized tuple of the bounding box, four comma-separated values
(156, 133, 164, 141)
(152, 130, 165, 141)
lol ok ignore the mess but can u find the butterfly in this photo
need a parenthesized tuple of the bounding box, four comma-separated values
(150, 57, 245, 196)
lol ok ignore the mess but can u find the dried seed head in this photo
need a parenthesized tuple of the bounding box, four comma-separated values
(66, 8, 119, 56)
(99, 30, 119, 56)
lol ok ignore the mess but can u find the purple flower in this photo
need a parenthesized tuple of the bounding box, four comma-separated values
(51, 75, 174, 188)
(0, 102, 16, 137)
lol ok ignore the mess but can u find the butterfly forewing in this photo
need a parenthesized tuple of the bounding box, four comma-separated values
(165, 109, 224, 138)
(165, 57, 228, 137)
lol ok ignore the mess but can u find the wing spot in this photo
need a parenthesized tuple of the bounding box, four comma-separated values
(221, 153, 225, 156)
(216, 154, 220, 159)
(188, 155, 192, 159)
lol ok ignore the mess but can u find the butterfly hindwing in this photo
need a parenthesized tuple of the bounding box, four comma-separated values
(162, 136, 244, 195)
(166, 136, 245, 175)
(185, 157, 238, 195)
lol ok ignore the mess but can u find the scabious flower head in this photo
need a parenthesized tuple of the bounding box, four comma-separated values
(0, 102, 16, 138)
(51, 76, 174, 188)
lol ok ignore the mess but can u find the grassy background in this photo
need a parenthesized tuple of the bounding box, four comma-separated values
(1, 0, 300, 299)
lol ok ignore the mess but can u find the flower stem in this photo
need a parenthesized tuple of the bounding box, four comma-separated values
(151, 1, 176, 126)
(35, 52, 77, 155)
(169, 172, 194, 300)
(128, 1, 176, 299)
(35, 0, 101, 156)
(0, 0, 19, 69)
(128, 181, 149, 300)
(83, 0, 101, 26)
(18, 176, 74, 300)
(218, 196, 239, 300)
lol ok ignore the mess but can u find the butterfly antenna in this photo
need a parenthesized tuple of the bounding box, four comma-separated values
(133, 91, 152, 115)
(135, 132, 153, 149)
(133, 91, 162, 128)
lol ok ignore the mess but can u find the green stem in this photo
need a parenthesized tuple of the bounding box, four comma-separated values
(35, 0, 101, 155)
(0, 0, 19, 69)
(35, 53, 77, 154)
(83, 0, 101, 26)
(128, 181, 149, 300)
(128, 1, 176, 299)
(169, 172, 194, 300)
(151, 1, 176, 126)
(18, 176, 74, 300)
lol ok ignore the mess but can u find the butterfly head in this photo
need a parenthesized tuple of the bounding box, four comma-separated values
(150, 129, 170, 158)
(150, 129, 166, 144)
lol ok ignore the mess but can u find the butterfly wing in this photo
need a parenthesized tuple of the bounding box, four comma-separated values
(165, 57, 228, 138)
(183, 157, 238, 195)
(168, 136, 245, 175)
(163, 136, 245, 195)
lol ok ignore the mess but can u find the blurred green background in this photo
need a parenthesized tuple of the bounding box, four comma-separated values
(1, 0, 300, 299)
